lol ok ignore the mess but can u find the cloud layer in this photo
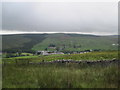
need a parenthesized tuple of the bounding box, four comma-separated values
(2, 2, 118, 35)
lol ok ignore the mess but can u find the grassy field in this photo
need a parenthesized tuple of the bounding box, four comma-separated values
(3, 63, 119, 88)
(2, 51, 119, 88)
(3, 51, 119, 64)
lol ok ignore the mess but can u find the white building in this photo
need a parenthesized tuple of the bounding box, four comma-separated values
(36, 51, 64, 55)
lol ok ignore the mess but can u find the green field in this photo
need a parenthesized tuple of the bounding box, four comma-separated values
(2, 51, 119, 64)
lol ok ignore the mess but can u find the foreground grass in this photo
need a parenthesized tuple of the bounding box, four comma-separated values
(3, 63, 119, 88)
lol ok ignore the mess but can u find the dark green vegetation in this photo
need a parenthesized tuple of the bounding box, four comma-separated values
(2, 34, 46, 52)
(2, 33, 119, 52)
(3, 63, 119, 88)
(3, 52, 34, 58)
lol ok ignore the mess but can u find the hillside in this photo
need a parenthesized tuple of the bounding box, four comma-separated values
(32, 33, 118, 51)
(2, 34, 46, 52)
(2, 33, 118, 52)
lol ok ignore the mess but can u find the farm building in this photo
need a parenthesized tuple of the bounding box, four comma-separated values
(36, 51, 64, 55)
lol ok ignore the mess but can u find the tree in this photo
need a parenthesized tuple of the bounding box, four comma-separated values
(45, 48, 48, 51)
(49, 44, 56, 47)
(17, 49, 22, 56)
(6, 53, 15, 58)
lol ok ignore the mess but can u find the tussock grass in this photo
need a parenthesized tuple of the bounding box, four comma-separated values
(3, 63, 119, 88)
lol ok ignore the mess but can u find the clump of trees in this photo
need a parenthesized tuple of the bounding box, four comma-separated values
(3, 48, 36, 58)
(48, 44, 56, 47)
(5, 53, 18, 58)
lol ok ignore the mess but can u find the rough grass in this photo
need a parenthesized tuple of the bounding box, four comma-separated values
(2, 51, 119, 88)
(2, 63, 119, 88)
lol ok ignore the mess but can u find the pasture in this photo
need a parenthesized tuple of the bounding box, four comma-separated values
(2, 51, 119, 65)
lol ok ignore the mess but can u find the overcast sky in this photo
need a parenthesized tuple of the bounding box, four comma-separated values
(1, 1, 118, 35)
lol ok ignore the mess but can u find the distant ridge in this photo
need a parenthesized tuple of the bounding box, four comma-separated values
(2, 33, 118, 52)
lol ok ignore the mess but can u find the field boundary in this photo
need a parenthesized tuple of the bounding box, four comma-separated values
(29, 59, 119, 65)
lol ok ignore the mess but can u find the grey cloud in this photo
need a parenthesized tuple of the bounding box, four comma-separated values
(2, 2, 118, 34)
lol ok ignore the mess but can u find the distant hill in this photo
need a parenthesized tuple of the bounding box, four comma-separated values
(2, 33, 119, 52)
(2, 34, 46, 52)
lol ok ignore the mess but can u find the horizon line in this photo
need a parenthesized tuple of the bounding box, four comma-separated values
(0, 31, 118, 36)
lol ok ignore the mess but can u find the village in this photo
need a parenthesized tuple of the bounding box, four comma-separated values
(35, 43, 99, 56)
(3, 49, 99, 58)
(2, 43, 101, 58)
(35, 49, 97, 56)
